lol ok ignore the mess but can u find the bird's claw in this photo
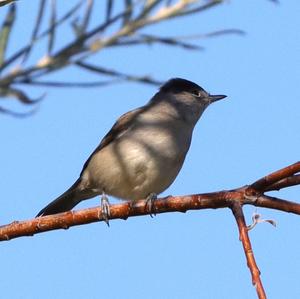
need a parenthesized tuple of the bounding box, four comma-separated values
(101, 193, 111, 226)
(145, 193, 157, 217)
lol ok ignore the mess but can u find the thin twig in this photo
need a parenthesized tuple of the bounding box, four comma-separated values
(230, 201, 266, 299)
(105, 0, 114, 22)
(75, 61, 162, 85)
(48, 0, 57, 55)
(251, 161, 300, 191)
(255, 194, 300, 214)
(111, 34, 204, 50)
(0, 105, 37, 117)
(21, 0, 46, 64)
(264, 175, 300, 191)
(122, 0, 133, 26)
(18, 79, 120, 88)
(81, 0, 93, 34)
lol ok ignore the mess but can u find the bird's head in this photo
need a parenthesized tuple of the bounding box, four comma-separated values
(157, 78, 227, 124)
(160, 78, 226, 105)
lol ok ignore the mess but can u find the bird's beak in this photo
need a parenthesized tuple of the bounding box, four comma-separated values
(208, 94, 227, 103)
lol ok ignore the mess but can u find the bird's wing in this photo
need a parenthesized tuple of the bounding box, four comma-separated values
(80, 106, 145, 176)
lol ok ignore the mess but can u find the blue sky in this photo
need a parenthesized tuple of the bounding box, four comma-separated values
(1, 1, 300, 298)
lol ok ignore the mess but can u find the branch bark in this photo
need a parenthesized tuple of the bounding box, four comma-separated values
(230, 201, 266, 299)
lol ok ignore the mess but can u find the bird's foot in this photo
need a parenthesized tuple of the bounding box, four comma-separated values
(100, 192, 111, 226)
(145, 193, 157, 217)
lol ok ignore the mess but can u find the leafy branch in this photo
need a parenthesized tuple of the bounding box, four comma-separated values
(0, 0, 243, 115)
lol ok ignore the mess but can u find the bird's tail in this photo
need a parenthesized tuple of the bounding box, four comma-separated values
(36, 179, 88, 217)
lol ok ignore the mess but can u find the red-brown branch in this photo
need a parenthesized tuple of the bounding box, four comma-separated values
(251, 161, 300, 191)
(230, 201, 266, 299)
(264, 174, 300, 191)
(1, 161, 300, 299)
(255, 194, 300, 214)
(0, 191, 231, 241)
(1, 187, 300, 241)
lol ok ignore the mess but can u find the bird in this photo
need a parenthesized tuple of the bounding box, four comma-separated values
(36, 78, 226, 221)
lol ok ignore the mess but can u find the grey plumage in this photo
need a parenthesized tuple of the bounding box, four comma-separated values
(36, 78, 226, 217)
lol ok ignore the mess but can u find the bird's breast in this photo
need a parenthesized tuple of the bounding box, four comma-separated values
(83, 119, 193, 200)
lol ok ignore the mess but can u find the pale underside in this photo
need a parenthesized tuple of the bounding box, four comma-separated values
(80, 112, 193, 201)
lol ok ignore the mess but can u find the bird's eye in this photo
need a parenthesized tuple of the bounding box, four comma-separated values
(192, 90, 200, 97)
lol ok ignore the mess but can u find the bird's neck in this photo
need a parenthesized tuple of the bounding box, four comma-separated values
(152, 95, 206, 126)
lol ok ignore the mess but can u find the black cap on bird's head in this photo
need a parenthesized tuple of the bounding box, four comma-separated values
(160, 78, 226, 103)
(160, 78, 204, 94)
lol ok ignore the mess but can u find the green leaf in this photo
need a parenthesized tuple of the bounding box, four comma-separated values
(0, 0, 18, 7)
(0, 3, 16, 67)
